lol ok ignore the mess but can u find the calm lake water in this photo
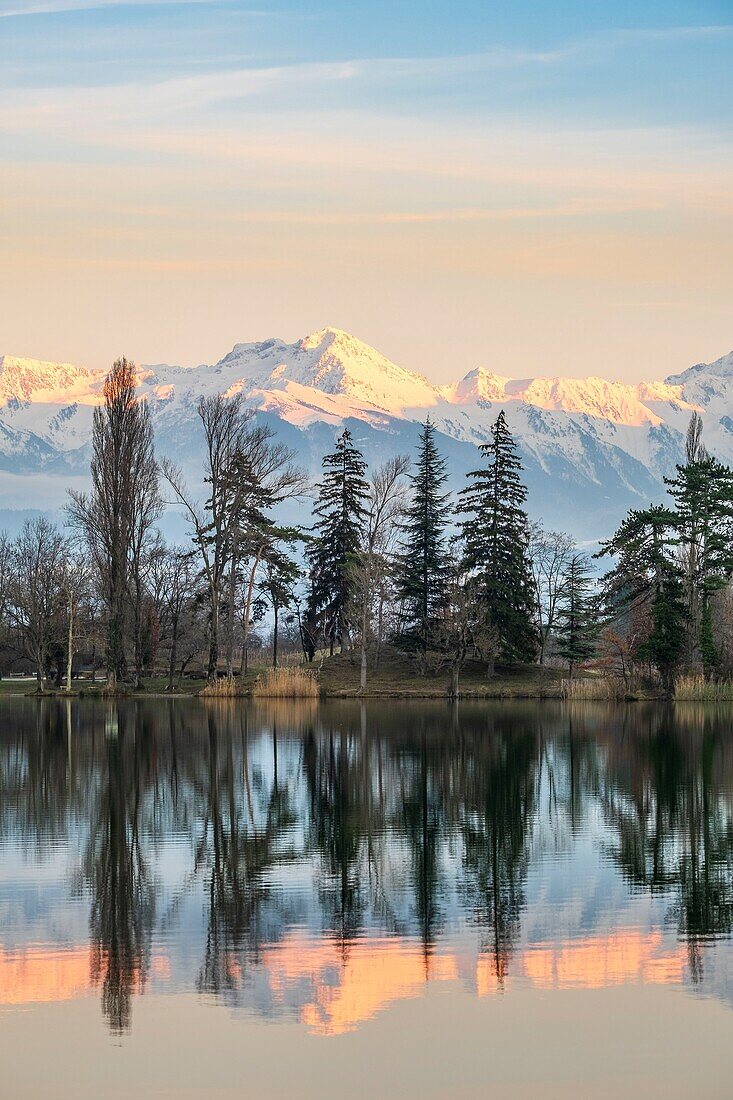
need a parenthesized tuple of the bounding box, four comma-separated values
(2, 698, 733, 1098)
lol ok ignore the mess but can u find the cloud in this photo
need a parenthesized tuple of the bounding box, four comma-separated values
(0, 0, 236, 15)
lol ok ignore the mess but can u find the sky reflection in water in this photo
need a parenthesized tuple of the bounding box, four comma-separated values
(1, 698, 733, 1095)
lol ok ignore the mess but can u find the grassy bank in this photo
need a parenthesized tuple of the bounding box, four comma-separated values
(316, 649, 566, 698)
(0, 657, 566, 700)
(16, 655, 733, 702)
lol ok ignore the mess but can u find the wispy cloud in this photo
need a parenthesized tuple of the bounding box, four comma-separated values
(0, 0, 250, 16)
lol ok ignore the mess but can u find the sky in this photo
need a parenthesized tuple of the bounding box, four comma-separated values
(1, 0, 732, 383)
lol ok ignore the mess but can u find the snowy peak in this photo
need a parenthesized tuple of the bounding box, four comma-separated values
(443, 367, 510, 404)
(666, 350, 733, 386)
(0, 355, 97, 406)
(212, 326, 439, 414)
(442, 369, 694, 428)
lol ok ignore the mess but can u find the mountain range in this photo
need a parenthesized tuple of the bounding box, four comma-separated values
(1, 326, 732, 540)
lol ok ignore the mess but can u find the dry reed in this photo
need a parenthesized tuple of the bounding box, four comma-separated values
(560, 675, 626, 701)
(674, 675, 733, 702)
(199, 676, 247, 698)
(252, 666, 319, 698)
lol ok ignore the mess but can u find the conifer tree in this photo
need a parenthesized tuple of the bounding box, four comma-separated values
(460, 411, 536, 662)
(555, 553, 597, 677)
(598, 505, 686, 694)
(665, 444, 733, 675)
(307, 429, 369, 655)
(396, 419, 452, 665)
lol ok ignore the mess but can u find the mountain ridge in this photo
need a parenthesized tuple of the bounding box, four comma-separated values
(0, 327, 731, 539)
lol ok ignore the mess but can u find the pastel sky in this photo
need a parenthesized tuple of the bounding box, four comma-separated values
(2, 0, 732, 382)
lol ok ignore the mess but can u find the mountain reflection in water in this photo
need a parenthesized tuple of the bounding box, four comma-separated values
(1, 698, 733, 1037)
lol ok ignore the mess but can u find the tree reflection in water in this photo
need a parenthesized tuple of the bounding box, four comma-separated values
(1, 698, 733, 1031)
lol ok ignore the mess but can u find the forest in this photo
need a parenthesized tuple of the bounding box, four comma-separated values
(1, 357, 733, 699)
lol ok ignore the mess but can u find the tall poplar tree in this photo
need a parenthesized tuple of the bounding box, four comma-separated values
(460, 411, 536, 663)
(68, 358, 160, 689)
(307, 429, 369, 655)
(396, 419, 452, 665)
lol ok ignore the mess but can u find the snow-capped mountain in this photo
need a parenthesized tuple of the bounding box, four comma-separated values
(1, 328, 731, 539)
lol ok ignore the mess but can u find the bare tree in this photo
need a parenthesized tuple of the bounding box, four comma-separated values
(162, 394, 304, 681)
(161, 395, 254, 681)
(148, 540, 201, 692)
(527, 523, 575, 664)
(68, 358, 160, 689)
(356, 456, 409, 692)
(8, 518, 67, 691)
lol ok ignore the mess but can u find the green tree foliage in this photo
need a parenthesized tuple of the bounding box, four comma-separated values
(307, 429, 369, 654)
(598, 505, 686, 693)
(460, 411, 536, 662)
(555, 553, 597, 677)
(665, 444, 733, 675)
(396, 420, 452, 663)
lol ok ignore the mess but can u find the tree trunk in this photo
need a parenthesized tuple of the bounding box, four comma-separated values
(226, 538, 239, 678)
(167, 612, 178, 692)
(35, 641, 44, 693)
(448, 664, 459, 699)
(240, 549, 263, 679)
(360, 559, 371, 693)
(272, 603, 279, 669)
(207, 586, 219, 681)
(66, 592, 74, 692)
(374, 587, 385, 670)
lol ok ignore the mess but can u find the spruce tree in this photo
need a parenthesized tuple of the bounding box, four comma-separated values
(460, 411, 536, 662)
(396, 419, 452, 664)
(555, 553, 597, 677)
(307, 429, 369, 654)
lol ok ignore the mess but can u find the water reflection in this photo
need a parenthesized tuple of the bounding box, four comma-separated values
(2, 698, 733, 1035)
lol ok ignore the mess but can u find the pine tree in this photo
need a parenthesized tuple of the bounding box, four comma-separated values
(307, 429, 369, 654)
(555, 553, 597, 676)
(460, 411, 536, 662)
(396, 419, 452, 664)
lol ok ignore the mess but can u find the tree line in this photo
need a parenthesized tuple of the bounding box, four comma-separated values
(6, 356, 731, 694)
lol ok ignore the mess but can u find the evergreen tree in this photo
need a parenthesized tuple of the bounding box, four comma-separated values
(665, 448, 733, 675)
(460, 411, 536, 662)
(598, 505, 686, 694)
(636, 571, 687, 694)
(307, 429, 369, 654)
(555, 553, 597, 676)
(396, 419, 452, 664)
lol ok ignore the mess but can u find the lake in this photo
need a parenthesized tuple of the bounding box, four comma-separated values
(1, 697, 733, 1098)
